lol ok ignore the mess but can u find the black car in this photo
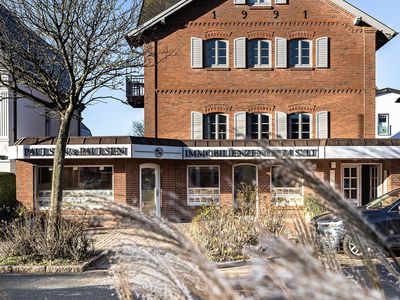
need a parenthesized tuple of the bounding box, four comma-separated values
(313, 188, 400, 259)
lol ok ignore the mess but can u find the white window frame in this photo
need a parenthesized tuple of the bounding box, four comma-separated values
(204, 113, 229, 140)
(288, 113, 313, 139)
(341, 163, 383, 207)
(289, 39, 313, 68)
(140, 163, 161, 217)
(232, 163, 259, 213)
(377, 113, 390, 136)
(248, 0, 272, 6)
(205, 39, 229, 68)
(248, 39, 272, 68)
(248, 113, 271, 139)
(187, 165, 220, 207)
(270, 165, 304, 206)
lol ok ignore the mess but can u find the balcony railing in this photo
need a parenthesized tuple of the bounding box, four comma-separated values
(126, 76, 144, 108)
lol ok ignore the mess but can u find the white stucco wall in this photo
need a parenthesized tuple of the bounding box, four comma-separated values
(376, 92, 400, 138)
(0, 86, 81, 173)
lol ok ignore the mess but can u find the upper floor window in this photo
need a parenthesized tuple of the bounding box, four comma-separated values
(248, 0, 272, 6)
(204, 113, 228, 140)
(248, 40, 271, 68)
(249, 113, 270, 139)
(289, 39, 312, 68)
(206, 39, 228, 68)
(289, 113, 311, 139)
(378, 114, 390, 136)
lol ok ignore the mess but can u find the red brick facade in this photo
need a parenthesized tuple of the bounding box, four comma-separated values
(142, 0, 378, 139)
(15, 158, 400, 222)
(13, 1, 399, 222)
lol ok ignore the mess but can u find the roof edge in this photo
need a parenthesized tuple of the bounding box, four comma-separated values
(127, 0, 194, 39)
(330, 0, 397, 40)
(128, 0, 398, 46)
(377, 88, 400, 96)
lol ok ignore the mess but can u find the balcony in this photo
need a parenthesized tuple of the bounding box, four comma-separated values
(126, 76, 144, 108)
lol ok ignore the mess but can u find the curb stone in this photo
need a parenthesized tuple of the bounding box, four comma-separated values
(0, 251, 107, 274)
(216, 259, 254, 269)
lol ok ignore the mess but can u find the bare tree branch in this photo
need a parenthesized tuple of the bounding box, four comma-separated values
(0, 0, 143, 236)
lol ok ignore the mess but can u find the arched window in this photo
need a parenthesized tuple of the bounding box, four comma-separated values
(233, 164, 257, 205)
(203, 113, 228, 140)
(289, 113, 312, 139)
(248, 39, 271, 68)
(205, 39, 228, 68)
(289, 39, 312, 67)
(248, 113, 270, 139)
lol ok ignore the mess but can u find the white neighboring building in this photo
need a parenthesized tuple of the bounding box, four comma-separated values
(376, 88, 400, 139)
(0, 87, 82, 173)
(0, 5, 87, 173)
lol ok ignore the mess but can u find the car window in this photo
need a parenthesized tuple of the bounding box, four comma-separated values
(367, 189, 400, 210)
(391, 203, 400, 212)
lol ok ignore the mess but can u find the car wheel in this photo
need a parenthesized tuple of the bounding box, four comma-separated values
(343, 234, 363, 259)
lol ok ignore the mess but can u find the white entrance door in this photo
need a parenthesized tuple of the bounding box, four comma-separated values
(140, 164, 161, 217)
(342, 165, 360, 206)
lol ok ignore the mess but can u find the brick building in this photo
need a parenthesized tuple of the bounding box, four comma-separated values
(11, 0, 400, 221)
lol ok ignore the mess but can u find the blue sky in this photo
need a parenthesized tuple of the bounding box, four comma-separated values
(82, 0, 400, 136)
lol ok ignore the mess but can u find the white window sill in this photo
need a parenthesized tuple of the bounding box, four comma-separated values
(249, 66, 273, 71)
(289, 67, 314, 71)
(206, 67, 230, 71)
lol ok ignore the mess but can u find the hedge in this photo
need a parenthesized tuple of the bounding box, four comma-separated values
(0, 172, 16, 213)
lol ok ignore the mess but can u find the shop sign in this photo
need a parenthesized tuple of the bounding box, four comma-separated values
(19, 145, 132, 159)
(183, 147, 320, 160)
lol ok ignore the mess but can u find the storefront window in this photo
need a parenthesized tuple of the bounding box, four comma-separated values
(37, 166, 113, 209)
(188, 166, 219, 206)
(63, 167, 112, 190)
(271, 166, 303, 205)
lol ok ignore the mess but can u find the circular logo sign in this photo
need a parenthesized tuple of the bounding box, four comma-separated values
(154, 147, 164, 158)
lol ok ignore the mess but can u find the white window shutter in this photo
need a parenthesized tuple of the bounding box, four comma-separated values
(316, 37, 329, 68)
(308, 113, 313, 139)
(191, 112, 203, 139)
(275, 112, 287, 139)
(191, 37, 203, 68)
(316, 111, 329, 138)
(234, 112, 247, 139)
(234, 38, 246, 69)
(275, 0, 287, 4)
(234, 0, 246, 4)
(275, 37, 287, 68)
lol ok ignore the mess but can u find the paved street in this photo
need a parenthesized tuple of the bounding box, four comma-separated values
(1, 228, 399, 299)
(0, 271, 116, 300)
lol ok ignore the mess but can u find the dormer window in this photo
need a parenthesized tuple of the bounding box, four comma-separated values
(205, 39, 228, 68)
(248, 0, 272, 6)
(289, 39, 312, 68)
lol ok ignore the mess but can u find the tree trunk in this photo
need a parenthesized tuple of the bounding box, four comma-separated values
(47, 107, 74, 238)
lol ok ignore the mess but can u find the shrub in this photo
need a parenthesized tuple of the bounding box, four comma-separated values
(303, 194, 326, 219)
(0, 214, 93, 263)
(0, 172, 17, 222)
(191, 184, 287, 262)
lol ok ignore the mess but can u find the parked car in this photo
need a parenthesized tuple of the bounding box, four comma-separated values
(312, 188, 400, 259)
